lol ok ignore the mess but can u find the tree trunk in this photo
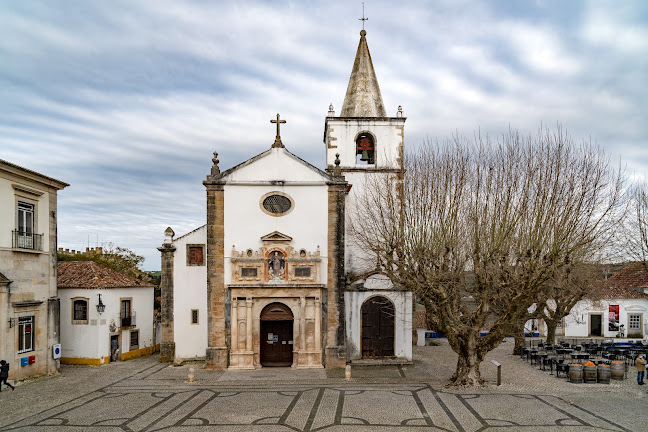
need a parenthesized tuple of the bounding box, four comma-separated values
(512, 320, 526, 356)
(450, 332, 484, 386)
(545, 319, 558, 345)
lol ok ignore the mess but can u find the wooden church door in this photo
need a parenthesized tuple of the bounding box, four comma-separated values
(260, 303, 294, 366)
(361, 296, 395, 358)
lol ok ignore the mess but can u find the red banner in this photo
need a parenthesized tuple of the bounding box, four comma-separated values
(608, 304, 619, 331)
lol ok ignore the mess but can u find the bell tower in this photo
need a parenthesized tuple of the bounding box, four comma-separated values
(324, 29, 406, 273)
(325, 29, 406, 176)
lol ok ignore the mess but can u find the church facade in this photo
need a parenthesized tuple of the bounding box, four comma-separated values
(159, 30, 412, 369)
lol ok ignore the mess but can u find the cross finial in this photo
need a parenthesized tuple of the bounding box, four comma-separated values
(271, 113, 286, 148)
(359, 2, 368, 31)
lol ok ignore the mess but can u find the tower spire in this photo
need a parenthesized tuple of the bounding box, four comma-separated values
(340, 29, 386, 117)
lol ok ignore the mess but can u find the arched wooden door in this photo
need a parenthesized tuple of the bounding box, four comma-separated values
(361, 296, 395, 358)
(260, 302, 294, 366)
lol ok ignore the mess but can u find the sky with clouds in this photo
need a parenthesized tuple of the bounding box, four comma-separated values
(1, 0, 646, 269)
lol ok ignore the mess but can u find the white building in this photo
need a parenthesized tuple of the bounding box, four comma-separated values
(57, 261, 155, 365)
(0, 159, 68, 381)
(564, 262, 648, 339)
(160, 29, 412, 369)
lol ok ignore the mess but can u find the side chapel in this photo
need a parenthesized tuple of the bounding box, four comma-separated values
(159, 30, 412, 369)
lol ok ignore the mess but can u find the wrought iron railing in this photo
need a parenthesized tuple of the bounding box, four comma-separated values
(118, 311, 136, 327)
(12, 230, 43, 251)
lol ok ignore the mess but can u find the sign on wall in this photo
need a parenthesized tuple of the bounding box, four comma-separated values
(608, 304, 619, 331)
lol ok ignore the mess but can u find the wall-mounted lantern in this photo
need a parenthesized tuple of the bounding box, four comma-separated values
(96, 293, 106, 314)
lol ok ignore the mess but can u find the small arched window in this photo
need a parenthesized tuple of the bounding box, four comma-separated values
(356, 133, 375, 165)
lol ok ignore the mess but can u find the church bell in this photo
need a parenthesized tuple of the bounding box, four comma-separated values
(360, 150, 370, 161)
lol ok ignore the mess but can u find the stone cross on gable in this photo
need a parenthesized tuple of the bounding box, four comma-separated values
(271, 113, 286, 148)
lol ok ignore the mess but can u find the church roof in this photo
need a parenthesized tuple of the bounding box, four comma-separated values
(340, 30, 386, 117)
(58, 261, 154, 289)
(210, 146, 333, 183)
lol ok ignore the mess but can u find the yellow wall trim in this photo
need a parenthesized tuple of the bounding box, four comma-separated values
(60, 356, 110, 366)
(121, 346, 154, 361)
(61, 357, 101, 366)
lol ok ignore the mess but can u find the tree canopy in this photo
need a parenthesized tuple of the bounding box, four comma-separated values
(350, 125, 625, 386)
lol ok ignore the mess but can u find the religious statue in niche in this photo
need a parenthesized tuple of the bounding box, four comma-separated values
(268, 251, 285, 282)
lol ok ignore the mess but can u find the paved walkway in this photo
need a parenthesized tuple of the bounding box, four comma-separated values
(0, 339, 645, 431)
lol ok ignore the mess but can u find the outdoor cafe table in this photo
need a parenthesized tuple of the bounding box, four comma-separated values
(556, 348, 573, 358)
(570, 353, 590, 363)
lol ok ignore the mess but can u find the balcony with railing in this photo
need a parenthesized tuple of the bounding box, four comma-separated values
(118, 311, 136, 328)
(12, 230, 43, 251)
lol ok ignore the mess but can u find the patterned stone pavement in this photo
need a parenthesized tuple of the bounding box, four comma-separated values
(0, 343, 645, 432)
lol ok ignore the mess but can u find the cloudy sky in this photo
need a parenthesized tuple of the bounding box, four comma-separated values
(1, 0, 646, 270)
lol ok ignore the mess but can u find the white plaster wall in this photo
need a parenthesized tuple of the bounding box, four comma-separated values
(343, 171, 390, 274)
(0, 179, 15, 248)
(172, 226, 208, 359)
(565, 298, 648, 339)
(325, 118, 405, 170)
(59, 286, 154, 359)
(345, 289, 413, 360)
(223, 186, 329, 285)
(59, 288, 102, 359)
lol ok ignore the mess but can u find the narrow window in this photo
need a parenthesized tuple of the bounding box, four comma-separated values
(356, 133, 375, 165)
(191, 309, 199, 325)
(72, 299, 88, 324)
(130, 330, 139, 349)
(18, 316, 34, 353)
(120, 299, 132, 327)
(16, 202, 36, 249)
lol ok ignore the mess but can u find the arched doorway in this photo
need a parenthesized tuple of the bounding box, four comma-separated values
(260, 302, 294, 367)
(361, 296, 395, 358)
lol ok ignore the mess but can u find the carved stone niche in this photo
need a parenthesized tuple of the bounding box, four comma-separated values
(231, 231, 321, 284)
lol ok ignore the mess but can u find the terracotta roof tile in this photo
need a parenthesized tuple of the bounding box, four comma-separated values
(608, 261, 648, 289)
(602, 262, 648, 299)
(58, 261, 154, 289)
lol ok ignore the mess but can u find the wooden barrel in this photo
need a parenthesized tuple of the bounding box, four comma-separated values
(597, 365, 610, 384)
(569, 364, 583, 383)
(610, 361, 624, 380)
(583, 365, 597, 383)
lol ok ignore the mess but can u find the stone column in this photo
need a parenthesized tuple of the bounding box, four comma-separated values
(246, 299, 253, 351)
(315, 297, 322, 351)
(204, 156, 228, 369)
(300, 297, 306, 352)
(325, 178, 348, 367)
(231, 299, 238, 353)
(158, 227, 176, 362)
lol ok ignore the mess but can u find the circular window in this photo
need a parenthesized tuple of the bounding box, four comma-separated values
(261, 193, 293, 216)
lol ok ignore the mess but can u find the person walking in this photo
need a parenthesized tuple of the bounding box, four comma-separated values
(636, 354, 647, 385)
(0, 360, 15, 391)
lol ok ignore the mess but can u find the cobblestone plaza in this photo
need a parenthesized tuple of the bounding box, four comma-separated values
(0, 341, 645, 431)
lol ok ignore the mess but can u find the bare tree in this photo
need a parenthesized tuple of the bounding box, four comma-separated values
(536, 263, 606, 344)
(350, 125, 624, 386)
(629, 183, 648, 268)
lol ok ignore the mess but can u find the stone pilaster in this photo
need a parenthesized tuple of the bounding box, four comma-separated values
(158, 227, 176, 362)
(204, 181, 228, 369)
(325, 178, 348, 367)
